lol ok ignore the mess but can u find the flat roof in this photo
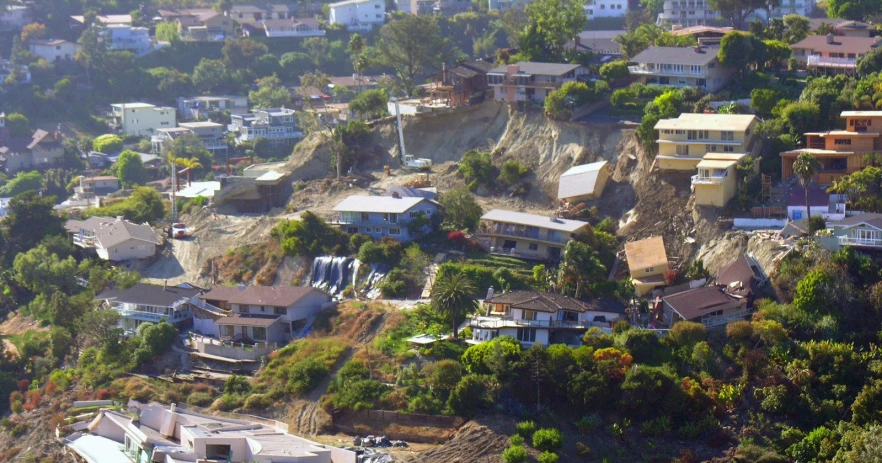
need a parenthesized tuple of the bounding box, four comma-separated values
(333, 195, 429, 214)
(820, 130, 878, 137)
(696, 159, 737, 169)
(558, 161, 608, 200)
(624, 236, 667, 271)
(841, 111, 882, 117)
(178, 121, 223, 128)
(66, 434, 134, 463)
(655, 113, 757, 131)
(111, 102, 156, 109)
(481, 209, 590, 233)
(703, 153, 746, 161)
(488, 62, 582, 76)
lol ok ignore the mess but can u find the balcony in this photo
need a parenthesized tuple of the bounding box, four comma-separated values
(239, 130, 302, 141)
(469, 316, 611, 330)
(72, 234, 97, 248)
(838, 236, 882, 248)
(691, 175, 725, 185)
(807, 55, 856, 69)
(628, 65, 704, 77)
(115, 308, 172, 323)
(476, 225, 568, 244)
(700, 308, 750, 328)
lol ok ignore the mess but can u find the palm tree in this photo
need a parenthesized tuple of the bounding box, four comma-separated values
(174, 157, 203, 186)
(348, 33, 366, 94)
(793, 152, 821, 240)
(430, 272, 478, 339)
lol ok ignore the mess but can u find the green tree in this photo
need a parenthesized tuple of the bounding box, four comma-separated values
(709, 0, 778, 29)
(165, 132, 213, 177)
(280, 52, 312, 80)
(827, 0, 880, 20)
(792, 152, 820, 238)
(6, 112, 30, 138)
(447, 374, 493, 416)
(77, 309, 122, 349)
(75, 22, 108, 85)
(545, 81, 609, 120)
(349, 88, 388, 120)
(0, 171, 42, 197)
(751, 88, 780, 117)
(558, 241, 607, 298)
(376, 15, 443, 96)
(13, 245, 79, 294)
(4, 190, 64, 260)
(857, 47, 882, 76)
(781, 101, 820, 136)
(430, 272, 478, 338)
(192, 58, 233, 93)
(155, 21, 180, 42)
(20, 22, 46, 43)
(253, 53, 282, 78)
(222, 38, 269, 68)
(438, 187, 483, 231)
(249, 74, 290, 109)
(423, 359, 462, 396)
(518, 0, 586, 62)
(272, 211, 350, 257)
(793, 268, 836, 316)
(349, 33, 367, 92)
(50, 327, 74, 362)
(717, 31, 760, 78)
(116, 150, 148, 188)
(764, 39, 791, 69)
(599, 60, 630, 80)
(92, 134, 124, 154)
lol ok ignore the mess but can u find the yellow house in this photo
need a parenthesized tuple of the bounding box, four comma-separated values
(654, 113, 758, 171)
(692, 152, 747, 207)
(110, 103, 176, 136)
(625, 236, 669, 296)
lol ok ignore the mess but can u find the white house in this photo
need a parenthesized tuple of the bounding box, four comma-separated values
(177, 95, 249, 120)
(787, 186, 847, 221)
(328, 0, 386, 31)
(65, 216, 161, 261)
(65, 401, 356, 463)
(95, 283, 203, 335)
(110, 103, 176, 136)
(469, 290, 621, 346)
(826, 213, 882, 250)
(628, 45, 732, 93)
(258, 17, 325, 37)
(557, 161, 610, 202)
(28, 39, 82, 62)
(106, 24, 163, 57)
(585, 0, 628, 19)
(331, 195, 438, 242)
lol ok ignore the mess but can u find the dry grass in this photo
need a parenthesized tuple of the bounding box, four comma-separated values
(201, 240, 284, 285)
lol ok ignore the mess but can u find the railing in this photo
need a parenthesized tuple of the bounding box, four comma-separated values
(701, 308, 750, 327)
(469, 316, 610, 330)
(691, 175, 725, 185)
(72, 234, 96, 247)
(476, 226, 568, 244)
(239, 130, 302, 140)
(115, 308, 171, 322)
(333, 217, 398, 226)
(839, 236, 882, 247)
(807, 55, 856, 68)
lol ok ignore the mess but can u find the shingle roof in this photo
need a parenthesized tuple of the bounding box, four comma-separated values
(836, 213, 882, 229)
(630, 45, 721, 66)
(625, 236, 667, 271)
(481, 209, 591, 233)
(790, 35, 880, 54)
(663, 286, 743, 320)
(488, 62, 583, 76)
(65, 216, 161, 248)
(262, 17, 319, 28)
(95, 283, 201, 307)
(177, 16, 203, 27)
(486, 291, 592, 313)
(333, 195, 429, 214)
(716, 254, 760, 297)
(558, 161, 608, 200)
(200, 286, 326, 307)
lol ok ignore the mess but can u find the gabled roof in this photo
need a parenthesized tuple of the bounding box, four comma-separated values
(488, 62, 582, 76)
(486, 290, 593, 313)
(95, 283, 201, 307)
(30, 39, 78, 47)
(333, 195, 429, 214)
(558, 161, 608, 200)
(790, 35, 881, 54)
(716, 254, 760, 298)
(663, 286, 744, 320)
(625, 236, 667, 271)
(231, 5, 267, 13)
(27, 129, 50, 150)
(65, 216, 161, 248)
(481, 209, 591, 233)
(836, 212, 882, 229)
(630, 45, 721, 66)
(200, 286, 328, 307)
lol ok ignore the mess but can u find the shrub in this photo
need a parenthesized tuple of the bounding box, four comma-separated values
(458, 150, 494, 185)
(532, 428, 563, 452)
(538, 451, 559, 463)
(501, 445, 528, 463)
(92, 134, 124, 154)
(576, 442, 591, 457)
(516, 420, 537, 438)
(244, 393, 273, 410)
(187, 392, 213, 407)
(509, 434, 524, 446)
(286, 358, 329, 396)
(497, 160, 529, 187)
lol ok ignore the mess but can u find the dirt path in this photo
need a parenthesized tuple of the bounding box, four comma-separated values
(2, 339, 18, 358)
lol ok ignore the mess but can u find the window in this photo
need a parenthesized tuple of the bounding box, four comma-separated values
(239, 305, 249, 313)
(221, 325, 234, 337)
(522, 310, 537, 321)
(676, 145, 690, 155)
(274, 306, 286, 315)
(488, 74, 504, 85)
(517, 328, 536, 343)
(528, 243, 538, 251)
(389, 228, 400, 235)
(645, 267, 654, 273)
(834, 139, 852, 145)
(252, 327, 267, 341)
(206, 445, 232, 459)
(410, 211, 419, 218)
(723, 146, 735, 152)
(706, 144, 717, 152)
(721, 131, 734, 141)
(502, 240, 517, 249)
(260, 305, 267, 312)
(347, 227, 358, 234)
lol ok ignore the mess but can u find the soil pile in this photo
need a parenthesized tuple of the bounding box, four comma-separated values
(403, 415, 517, 463)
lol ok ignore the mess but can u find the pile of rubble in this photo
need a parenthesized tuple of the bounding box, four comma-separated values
(345, 436, 409, 463)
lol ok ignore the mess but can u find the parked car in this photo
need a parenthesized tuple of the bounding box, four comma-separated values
(172, 223, 187, 239)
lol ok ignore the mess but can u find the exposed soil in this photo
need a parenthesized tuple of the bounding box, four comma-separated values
(402, 415, 517, 463)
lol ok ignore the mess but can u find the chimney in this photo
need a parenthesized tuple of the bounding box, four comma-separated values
(392, 191, 400, 198)
(694, 44, 703, 53)
(506, 64, 519, 76)
(827, 33, 834, 44)
(486, 286, 494, 300)
(550, 214, 558, 222)
(163, 279, 168, 291)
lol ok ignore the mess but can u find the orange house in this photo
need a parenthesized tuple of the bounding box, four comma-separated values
(781, 111, 882, 185)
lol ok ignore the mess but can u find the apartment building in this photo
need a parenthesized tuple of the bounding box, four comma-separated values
(790, 34, 881, 74)
(328, 0, 386, 31)
(654, 113, 758, 170)
(229, 108, 300, 147)
(585, 0, 628, 19)
(331, 195, 438, 242)
(781, 110, 882, 184)
(628, 44, 732, 93)
(656, 0, 813, 27)
(487, 62, 588, 105)
(177, 95, 248, 120)
(475, 209, 592, 261)
(625, 236, 669, 296)
(110, 103, 176, 136)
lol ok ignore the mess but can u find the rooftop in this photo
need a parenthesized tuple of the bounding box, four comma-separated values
(788, 186, 830, 207)
(558, 161, 608, 200)
(486, 290, 593, 313)
(480, 209, 591, 233)
(111, 102, 156, 109)
(624, 236, 668, 271)
(630, 45, 721, 66)
(663, 286, 744, 320)
(696, 158, 737, 169)
(30, 39, 77, 47)
(95, 283, 201, 307)
(333, 195, 429, 214)
(790, 35, 881, 54)
(65, 216, 161, 248)
(178, 121, 224, 129)
(836, 212, 882, 229)
(716, 254, 761, 298)
(329, 0, 380, 7)
(841, 110, 882, 117)
(669, 25, 733, 36)
(488, 61, 583, 76)
(654, 113, 757, 132)
(201, 285, 327, 307)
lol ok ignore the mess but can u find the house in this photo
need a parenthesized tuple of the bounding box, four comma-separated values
(228, 4, 291, 24)
(328, 0, 386, 31)
(257, 17, 325, 37)
(826, 213, 882, 249)
(0, 129, 64, 174)
(65, 216, 161, 261)
(715, 253, 764, 300)
(95, 283, 202, 334)
(175, 181, 221, 201)
(655, 0, 717, 27)
(476, 209, 591, 261)
(780, 110, 882, 184)
(110, 103, 176, 136)
(65, 401, 355, 463)
(558, 161, 610, 203)
(198, 286, 333, 342)
(74, 175, 120, 200)
(385, 184, 438, 200)
(28, 39, 81, 62)
(584, 0, 628, 20)
(488, 0, 533, 11)
(565, 31, 625, 56)
(151, 127, 190, 153)
(106, 24, 163, 57)
(787, 186, 847, 221)
(653, 113, 758, 170)
(487, 62, 588, 105)
(669, 25, 733, 44)
(661, 285, 750, 328)
(625, 236, 669, 296)
(469, 290, 623, 346)
(331, 195, 438, 242)
(229, 108, 300, 147)
(427, 61, 494, 107)
(692, 152, 750, 207)
(159, 8, 235, 40)
(70, 14, 133, 26)
(177, 95, 249, 120)
(178, 121, 228, 155)
(0, 5, 31, 30)
(809, 17, 873, 37)
(790, 34, 881, 74)
(628, 45, 732, 93)
(327, 74, 386, 101)
(409, 0, 471, 15)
